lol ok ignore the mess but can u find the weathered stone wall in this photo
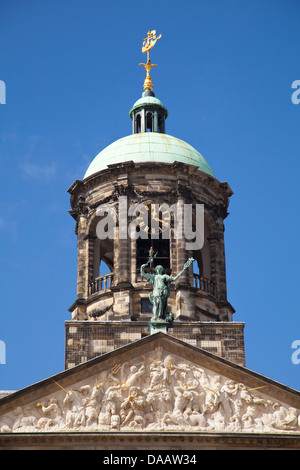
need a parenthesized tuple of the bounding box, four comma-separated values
(65, 321, 245, 369)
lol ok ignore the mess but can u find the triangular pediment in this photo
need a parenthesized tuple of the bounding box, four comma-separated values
(1, 332, 300, 434)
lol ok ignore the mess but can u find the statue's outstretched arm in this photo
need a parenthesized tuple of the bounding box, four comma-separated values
(171, 258, 194, 282)
(141, 261, 153, 280)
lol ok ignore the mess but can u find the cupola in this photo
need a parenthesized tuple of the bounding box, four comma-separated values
(129, 91, 168, 134)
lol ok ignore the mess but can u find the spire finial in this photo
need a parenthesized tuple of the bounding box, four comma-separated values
(139, 30, 162, 92)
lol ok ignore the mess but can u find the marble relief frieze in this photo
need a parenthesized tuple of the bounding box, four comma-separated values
(0, 346, 299, 434)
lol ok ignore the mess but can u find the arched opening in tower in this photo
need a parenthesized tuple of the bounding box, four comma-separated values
(146, 111, 153, 132)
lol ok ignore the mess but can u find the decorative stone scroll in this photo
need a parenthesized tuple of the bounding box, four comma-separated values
(1, 347, 300, 433)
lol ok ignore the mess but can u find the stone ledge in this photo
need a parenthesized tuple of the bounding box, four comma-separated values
(1, 431, 300, 450)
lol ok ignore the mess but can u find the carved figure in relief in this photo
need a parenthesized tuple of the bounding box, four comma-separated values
(235, 384, 265, 426)
(98, 384, 123, 428)
(267, 404, 299, 431)
(173, 385, 195, 414)
(220, 380, 240, 418)
(162, 382, 198, 428)
(221, 380, 239, 399)
(238, 384, 253, 404)
(12, 406, 38, 432)
(36, 398, 63, 431)
(98, 402, 111, 428)
(281, 407, 300, 430)
(63, 389, 85, 428)
(82, 396, 98, 427)
(202, 375, 222, 414)
(211, 411, 226, 431)
(162, 408, 185, 428)
(161, 389, 172, 415)
(107, 388, 122, 429)
(120, 386, 146, 429)
(76, 383, 102, 428)
(242, 404, 262, 430)
(148, 350, 170, 390)
(79, 383, 104, 400)
(214, 388, 233, 419)
(125, 364, 146, 388)
(185, 403, 207, 429)
(144, 392, 158, 428)
(0, 413, 12, 433)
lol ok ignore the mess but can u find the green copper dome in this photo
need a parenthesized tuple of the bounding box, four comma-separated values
(83, 133, 215, 179)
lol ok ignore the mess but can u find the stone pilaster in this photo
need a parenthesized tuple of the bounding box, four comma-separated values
(216, 220, 227, 302)
(175, 197, 190, 287)
(76, 215, 89, 299)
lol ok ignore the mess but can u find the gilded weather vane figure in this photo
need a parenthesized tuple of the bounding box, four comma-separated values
(139, 30, 162, 92)
(142, 30, 162, 55)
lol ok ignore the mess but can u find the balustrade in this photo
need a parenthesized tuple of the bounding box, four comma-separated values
(193, 273, 216, 296)
(88, 273, 113, 296)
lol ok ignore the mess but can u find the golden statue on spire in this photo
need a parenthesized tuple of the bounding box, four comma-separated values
(142, 30, 162, 55)
(139, 30, 162, 92)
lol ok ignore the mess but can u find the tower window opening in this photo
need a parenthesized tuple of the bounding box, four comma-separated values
(99, 259, 111, 277)
(192, 250, 203, 276)
(88, 236, 114, 295)
(146, 112, 153, 132)
(135, 114, 141, 133)
(93, 237, 114, 280)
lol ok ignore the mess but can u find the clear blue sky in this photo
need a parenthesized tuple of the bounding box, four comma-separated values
(1, 0, 300, 392)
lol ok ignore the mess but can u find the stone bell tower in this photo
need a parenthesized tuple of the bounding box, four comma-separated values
(65, 33, 245, 369)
